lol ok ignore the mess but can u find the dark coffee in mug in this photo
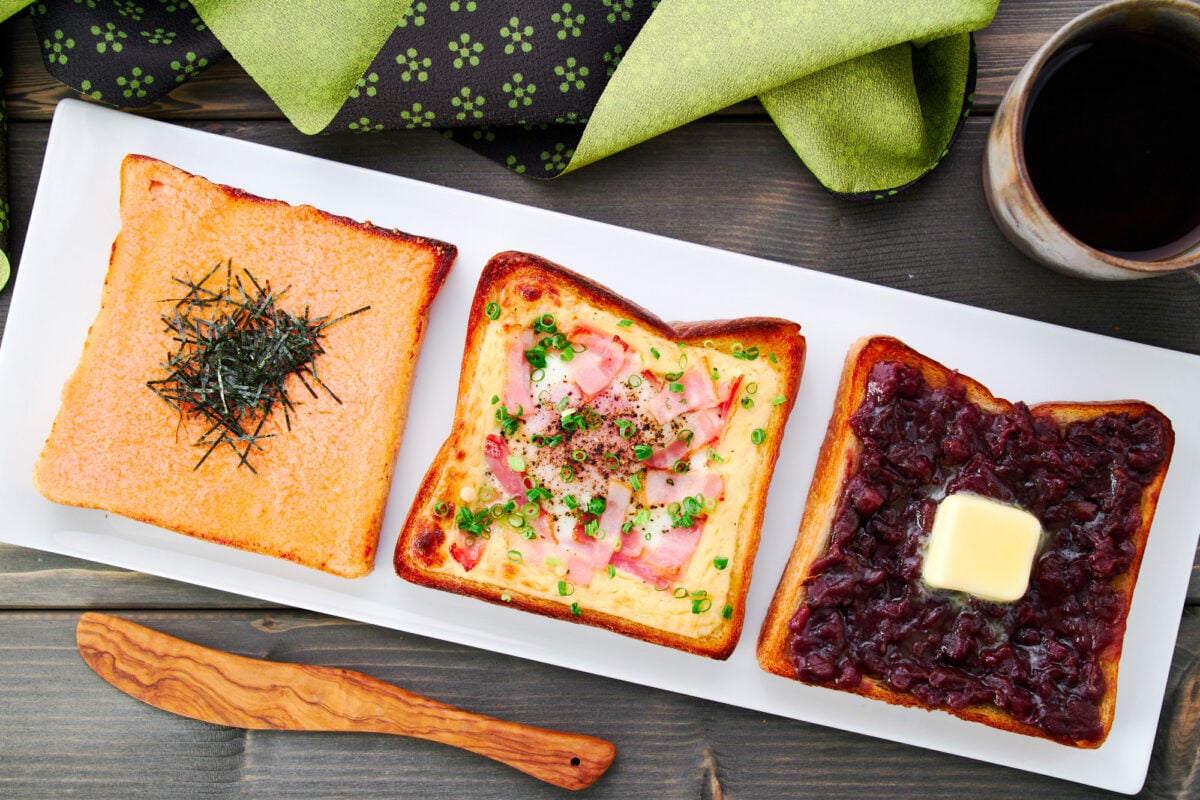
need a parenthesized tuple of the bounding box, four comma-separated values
(1021, 26, 1200, 260)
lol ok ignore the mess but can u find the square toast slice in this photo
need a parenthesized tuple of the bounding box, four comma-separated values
(757, 336, 1173, 745)
(395, 251, 806, 658)
(34, 155, 456, 577)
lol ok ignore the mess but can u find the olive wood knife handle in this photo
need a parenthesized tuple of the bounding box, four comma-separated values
(76, 612, 615, 790)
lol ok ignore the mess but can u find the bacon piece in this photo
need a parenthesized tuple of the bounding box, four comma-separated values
(560, 480, 631, 587)
(647, 407, 727, 468)
(449, 535, 485, 571)
(610, 523, 702, 587)
(647, 367, 721, 424)
(503, 329, 534, 414)
(597, 480, 632, 539)
(483, 434, 527, 497)
(643, 468, 724, 506)
(647, 439, 688, 470)
(718, 374, 745, 419)
(563, 327, 629, 396)
(618, 525, 646, 559)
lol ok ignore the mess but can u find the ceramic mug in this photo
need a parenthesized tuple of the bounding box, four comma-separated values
(983, 0, 1200, 280)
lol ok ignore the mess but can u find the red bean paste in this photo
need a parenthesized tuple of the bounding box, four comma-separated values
(785, 361, 1170, 743)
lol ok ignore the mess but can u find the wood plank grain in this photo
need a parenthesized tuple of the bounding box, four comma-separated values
(0, 609, 1196, 799)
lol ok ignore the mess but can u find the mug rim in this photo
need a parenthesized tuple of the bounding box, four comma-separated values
(1005, 0, 1200, 276)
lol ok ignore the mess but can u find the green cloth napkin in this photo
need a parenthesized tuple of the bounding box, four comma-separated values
(575, 0, 995, 194)
(189, 0, 411, 135)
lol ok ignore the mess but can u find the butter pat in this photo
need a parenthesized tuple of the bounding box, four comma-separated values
(922, 493, 1041, 602)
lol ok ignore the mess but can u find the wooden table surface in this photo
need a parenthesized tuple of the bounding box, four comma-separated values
(2, 3, 1198, 798)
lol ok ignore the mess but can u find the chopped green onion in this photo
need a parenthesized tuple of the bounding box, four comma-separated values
(691, 597, 713, 613)
(627, 374, 643, 388)
(746, 382, 758, 394)
(769, 352, 779, 364)
(603, 451, 620, 467)
(665, 370, 683, 381)
(570, 601, 582, 616)
(669, 381, 684, 393)
(501, 592, 512, 602)
(534, 312, 556, 333)
(491, 394, 500, 405)
(708, 448, 726, 463)
(672, 459, 690, 474)
(563, 494, 579, 510)
(495, 405, 522, 436)
(629, 472, 642, 491)
(556, 396, 571, 412)
(545, 557, 561, 566)
(507, 549, 523, 563)
(617, 319, 633, 328)
(634, 508, 651, 526)
(710, 367, 719, 381)
(633, 444, 654, 461)
(432, 501, 452, 518)
(677, 429, 694, 443)
(524, 347, 547, 368)
(557, 580, 575, 596)
(673, 587, 688, 599)
(522, 529, 537, 540)
(571, 449, 588, 462)
(560, 465, 575, 482)
(607, 564, 616, 579)
(771, 395, 786, 406)
(484, 301, 501, 320)
(588, 496, 607, 515)
(531, 368, 546, 382)
(741, 396, 755, 408)
(507, 454, 526, 472)
(703, 339, 716, 349)
(621, 521, 634, 534)
(521, 501, 540, 518)
(650, 347, 660, 359)
(583, 519, 600, 538)
(751, 428, 766, 445)
(713, 557, 729, 570)
(506, 514, 526, 529)
(721, 603, 734, 619)
(525, 486, 552, 503)
(615, 419, 636, 438)
(456, 505, 492, 536)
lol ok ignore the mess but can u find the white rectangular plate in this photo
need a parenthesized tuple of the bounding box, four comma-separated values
(3, 100, 1198, 794)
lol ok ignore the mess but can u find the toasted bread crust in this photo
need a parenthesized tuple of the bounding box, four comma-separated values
(395, 251, 805, 658)
(34, 155, 456, 577)
(757, 335, 1173, 745)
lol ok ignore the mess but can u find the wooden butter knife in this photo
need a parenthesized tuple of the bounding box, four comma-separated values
(76, 612, 615, 790)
